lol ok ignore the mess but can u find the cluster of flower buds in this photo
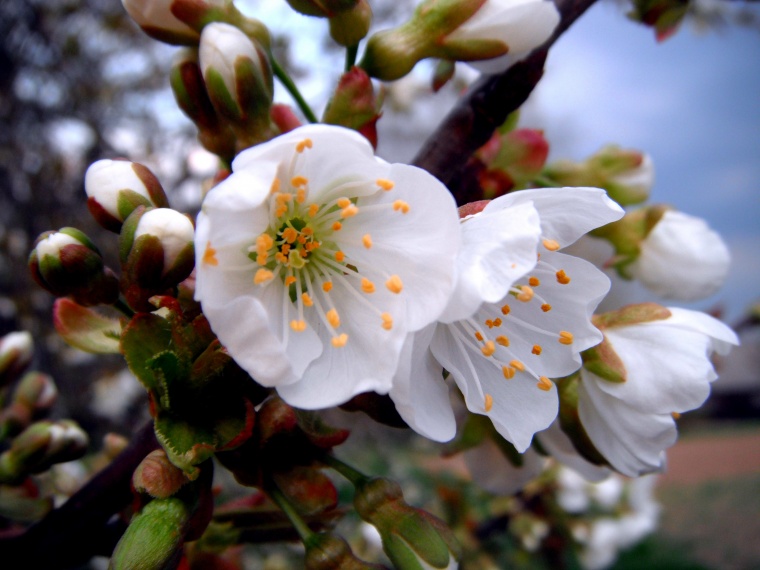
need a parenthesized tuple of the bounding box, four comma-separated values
(0, 372, 58, 439)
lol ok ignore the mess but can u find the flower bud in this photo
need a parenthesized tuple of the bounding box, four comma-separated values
(629, 0, 689, 42)
(476, 128, 549, 196)
(0, 420, 89, 485)
(322, 67, 380, 148)
(0, 372, 58, 438)
(29, 228, 119, 306)
(133, 449, 190, 499)
(0, 331, 33, 388)
(354, 477, 460, 570)
(199, 22, 274, 145)
(85, 159, 169, 232)
(286, 0, 359, 17)
(305, 533, 386, 570)
(328, 0, 372, 46)
(120, 207, 196, 311)
(122, 0, 203, 44)
(544, 146, 654, 206)
(598, 207, 730, 301)
(170, 48, 237, 160)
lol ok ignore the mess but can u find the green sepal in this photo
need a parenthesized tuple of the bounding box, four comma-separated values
(116, 189, 153, 222)
(581, 336, 627, 384)
(592, 302, 672, 329)
(205, 68, 242, 122)
(438, 37, 508, 61)
(53, 298, 121, 354)
(272, 465, 338, 517)
(122, 313, 174, 393)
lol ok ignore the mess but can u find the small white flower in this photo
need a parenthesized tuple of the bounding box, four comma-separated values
(629, 210, 730, 301)
(195, 125, 460, 409)
(578, 307, 739, 476)
(134, 208, 195, 275)
(390, 188, 624, 450)
(448, 0, 560, 74)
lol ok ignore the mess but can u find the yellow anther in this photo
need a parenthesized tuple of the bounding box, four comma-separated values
(275, 206, 287, 218)
(331, 333, 348, 348)
(556, 269, 571, 285)
(326, 308, 341, 328)
(474, 331, 484, 342)
(501, 304, 511, 315)
(672, 412, 681, 420)
(341, 204, 359, 218)
(361, 278, 376, 294)
(296, 138, 313, 153)
(493, 318, 502, 327)
(481, 340, 496, 357)
(377, 178, 394, 191)
(496, 335, 509, 347)
(532, 345, 542, 355)
(290, 320, 307, 332)
(322, 281, 333, 293)
(485, 319, 494, 329)
(256, 253, 268, 265)
(332, 221, 343, 231)
(517, 286, 534, 302)
(281, 227, 298, 244)
(543, 238, 560, 251)
(203, 242, 218, 266)
(392, 200, 410, 214)
(529, 277, 540, 287)
(337, 197, 351, 209)
(275, 192, 293, 204)
(484, 394, 493, 412)
(257, 233, 274, 251)
(541, 303, 552, 312)
(281, 244, 291, 255)
(296, 188, 307, 204)
(302, 227, 313, 236)
(558, 331, 574, 345)
(308, 203, 319, 217)
(270, 178, 281, 194)
(275, 252, 288, 264)
(335, 251, 345, 262)
(302, 292, 313, 307)
(291, 175, 308, 187)
(510, 360, 526, 372)
(502, 365, 515, 380)
(254, 268, 274, 285)
(284, 276, 297, 286)
(362, 234, 373, 249)
(381, 312, 393, 330)
(537, 376, 553, 391)
(386, 275, 403, 294)
(299, 249, 308, 258)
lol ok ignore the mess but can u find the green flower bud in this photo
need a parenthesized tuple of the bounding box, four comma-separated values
(329, 0, 372, 46)
(285, 0, 359, 18)
(0, 331, 33, 388)
(305, 533, 386, 569)
(322, 67, 380, 147)
(85, 159, 169, 232)
(0, 372, 58, 438)
(29, 228, 119, 306)
(133, 449, 190, 499)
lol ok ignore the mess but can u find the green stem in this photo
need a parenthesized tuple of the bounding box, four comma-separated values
(270, 58, 318, 124)
(113, 298, 135, 318)
(345, 44, 359, 72)
(267, 481, 315, 544)
(320, 453, 366, 487)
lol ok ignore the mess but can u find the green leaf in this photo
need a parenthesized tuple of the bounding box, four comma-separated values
(53, 298, 121, 354)
(122, 313, 173, 391)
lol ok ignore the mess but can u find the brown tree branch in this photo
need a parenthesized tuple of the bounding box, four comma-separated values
(0, 420, 158, 568)
(413, 0, 600, 202)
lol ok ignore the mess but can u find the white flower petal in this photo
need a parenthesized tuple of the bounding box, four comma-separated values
(464, 437, 546, 495)
(536, 421, 610, 482)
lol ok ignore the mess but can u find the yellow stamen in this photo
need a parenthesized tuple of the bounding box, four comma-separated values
(496, 335, 509, 347)
(337, 197, 351, 209)
(296, 138, 312, 153)
(517, 286, 534, 302)
(302, 293, 313, 307)
(501, 304, 511, 315)
(326, 308, 341, 328)
(341, 204, 359, 218)
(558, 331, 574, 345)
(335, 251, 345, 262)
(322, 281, 333, 293)
(308, 203, 319, 217)
(203, 242, 218, 266)
(376, 178, 394, 191)
(510, 360, 525, 372)
(481, 340, 496, 357)
(291, 175, 308, 187)
(296, 188, 307, 204)
(290, 320, 307, 332)
(474, 331, 484, 342)
(362, 234, 373, 249)
(386, 275, 403, 294)
(270, 178, 281, 194)
(532, 345, 542, 355)
(672, 412, 681, 420)
(361, 278, 375, 294)
(392, 200, 410, 214)
(257, 233, 274, 251)
(331, 333, 348, 348)
(256, 253, 268, 265)
(502, 366, 515, 380)
(556, 269, 571, 285)
(543, 238, 560, 251)
(484, 394, 493, 412)
(381, 312, 393, 330)
(541, 303, 552, 312)
(493, 318, 503, 327)
(282, 227, 298, 244)
(537, 376, 553, 391)
(529, 277, 540, 287)
(254, 268, 274, 285)
(485, 319, 494, 329)
(281, 244, 291, 255)
(284, 276, 297, 286)
(332, 221, 343, 231)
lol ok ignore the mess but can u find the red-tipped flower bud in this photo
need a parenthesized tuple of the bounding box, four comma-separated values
(0, 331, 33, 388)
